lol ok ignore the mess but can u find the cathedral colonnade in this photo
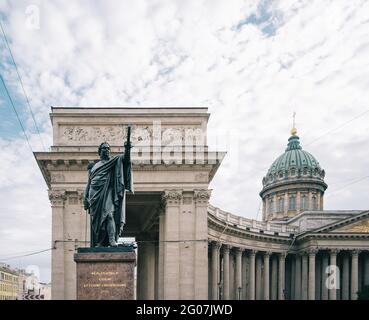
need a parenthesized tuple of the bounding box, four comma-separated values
(208, 242, 369, 300)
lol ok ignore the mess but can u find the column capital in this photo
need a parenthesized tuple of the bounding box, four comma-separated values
(263, 251, 272, 257)
(193, 189, 212, 205)
(210, 241, 221, 250)
(307, 248, 319, 256)
(279, 252, 287, 259)
(248, 249, 257, 257)
(351, 249, 361, 256)
(233, 247, 243, 255)
(222, 244, 230, 253)
(329, 248, 340, 255)
(48, 189, 67, 207)
(162, 189, 183, 206)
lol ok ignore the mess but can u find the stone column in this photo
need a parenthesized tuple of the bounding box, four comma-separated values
(160, 190, 182, 299)
(229, 253, 235, 299)
(255, 254, 262, 300)
(321, 254, 329, 300)
(263, 252, 270, 300)
(351, 250, 360, 300)
(193, 190, 212, 299)
(222, 245, 230, 300)
(278, 253, 286, 300)
(294, 254, 302, 300)
(136, 236, 156, 300)
(157, 206, 166, 299)
(211, 242, 220, 300)
(329, 249, 338, 300)
(249, 250, 256, 300)
(315, 256, 321, 299)
(308, 249, 317, 300)
(342, 253, 350, 300)
(301, 253, 308, 300)
(242, 254, 248, 300)
(48, 189, 67, 300)
(235, 248, 243, 300)
(284, 192, 289, 216)
(271, 255, 278, 300)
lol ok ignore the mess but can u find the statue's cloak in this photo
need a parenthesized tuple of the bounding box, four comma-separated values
(84, 154, 132, 246)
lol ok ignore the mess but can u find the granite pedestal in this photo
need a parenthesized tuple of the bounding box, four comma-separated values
(74, 246, 136, 300)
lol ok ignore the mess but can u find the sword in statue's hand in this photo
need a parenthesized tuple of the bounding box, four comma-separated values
(124, 125, 132, 156)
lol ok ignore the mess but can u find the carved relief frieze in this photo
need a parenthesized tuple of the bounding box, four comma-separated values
(59, 124, 204, 146)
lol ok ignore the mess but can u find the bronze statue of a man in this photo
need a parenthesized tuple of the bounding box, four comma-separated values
(83, 129, 133, 247)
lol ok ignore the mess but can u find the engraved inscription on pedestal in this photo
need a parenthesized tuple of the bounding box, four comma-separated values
(74, 248, 136, 300)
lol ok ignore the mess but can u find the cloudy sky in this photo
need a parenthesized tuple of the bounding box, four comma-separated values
(0, 0, 369, 282)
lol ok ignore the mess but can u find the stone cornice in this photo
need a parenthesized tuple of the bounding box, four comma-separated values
(260, 179, 327, 198)
(297, 232, 369, 241)
(34, 151, 225, 188)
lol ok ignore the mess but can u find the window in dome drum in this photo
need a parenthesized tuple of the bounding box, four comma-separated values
(289, 196, 296, 211)
(301, 195, 307, 210)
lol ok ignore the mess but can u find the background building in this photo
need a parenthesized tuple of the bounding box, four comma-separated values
(0, 263, 19, 300)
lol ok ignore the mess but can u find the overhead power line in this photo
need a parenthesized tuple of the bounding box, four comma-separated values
(0, 74, 33, 154)
(326, 175, 369, 198)
(0, 20, 46, 151)
(0, 248, 53, 261)
(305, 109, 369, 147)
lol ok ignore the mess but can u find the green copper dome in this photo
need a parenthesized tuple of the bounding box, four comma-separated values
(262, 133, 326, 187)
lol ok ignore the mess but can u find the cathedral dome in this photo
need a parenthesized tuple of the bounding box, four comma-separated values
(263, 134, 325, 187)
(260, 129, 328, 221)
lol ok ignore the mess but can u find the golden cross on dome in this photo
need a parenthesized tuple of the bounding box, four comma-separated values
(291, 111, 297, 136)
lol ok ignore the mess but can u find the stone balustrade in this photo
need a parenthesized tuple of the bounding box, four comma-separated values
(208, 204, 299, 235)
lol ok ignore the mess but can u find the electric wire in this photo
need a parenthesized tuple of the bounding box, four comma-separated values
(0, 20, 46, 151)
(0, 74, 33, 154)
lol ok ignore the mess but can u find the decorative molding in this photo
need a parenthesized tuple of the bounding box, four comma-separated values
(48, 190, 67, 207)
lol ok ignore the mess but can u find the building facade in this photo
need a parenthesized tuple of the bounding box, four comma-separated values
(0, 264, 19, 300)
(34, 107, 369, 300)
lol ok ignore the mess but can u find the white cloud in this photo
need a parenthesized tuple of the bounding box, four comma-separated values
(1, 0, 369, 282)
